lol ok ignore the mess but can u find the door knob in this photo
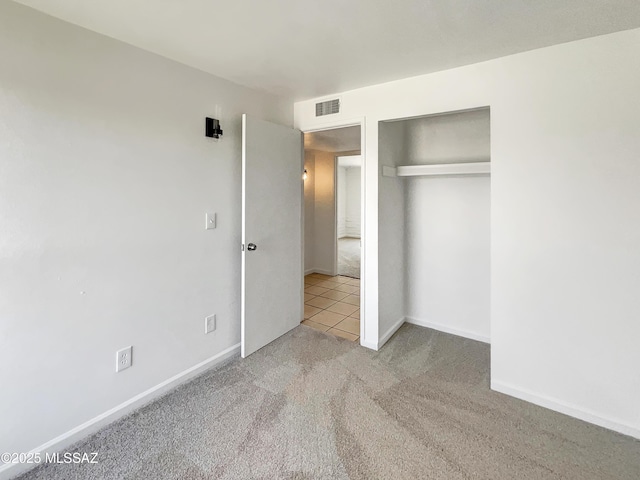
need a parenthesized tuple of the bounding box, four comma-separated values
(247, 243, 257, 251)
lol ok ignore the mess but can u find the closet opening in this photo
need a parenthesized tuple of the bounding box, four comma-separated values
(378, 106, 491, 346)
(301, 125, 362, 343)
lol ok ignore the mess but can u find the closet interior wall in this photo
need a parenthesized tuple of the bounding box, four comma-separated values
(379, 108, 491, 342)
(378, 122, 408, 337)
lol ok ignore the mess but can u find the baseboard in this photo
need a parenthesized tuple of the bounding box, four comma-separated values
(308, 268, 335, 276)
(359, 338, 378, 351)
(491, 380, 640, 440)
(405, 317, 490, 344)
(304, 268, 315, 275)
(0, 343, 241, 480)
(378, 317, 406, 349)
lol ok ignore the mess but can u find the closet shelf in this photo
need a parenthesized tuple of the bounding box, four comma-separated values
(396, 162, 490, 177)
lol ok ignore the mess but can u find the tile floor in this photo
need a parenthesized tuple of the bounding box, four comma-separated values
(302, 273, 360, 342)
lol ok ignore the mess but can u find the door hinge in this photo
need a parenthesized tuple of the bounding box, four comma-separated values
(241, 243, 245, 251)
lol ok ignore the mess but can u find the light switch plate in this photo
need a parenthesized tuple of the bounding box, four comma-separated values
(206, 213, 216, 230)
(205, 314, 216, 334)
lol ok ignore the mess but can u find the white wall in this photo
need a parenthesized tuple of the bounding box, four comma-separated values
(345, 167, 362, 237)
(304, 152, 316, 272)
(0, 1, 292, 470)
(295, 27, 640, 438)
(378, 122, 407, 343)
(405, 176, 491, 341)
(337, 166, 347, 238)
(310, 150, 336, 275)
(405, 108, 490, 163)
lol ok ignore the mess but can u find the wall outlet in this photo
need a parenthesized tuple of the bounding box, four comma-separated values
(205, 213, 216, 230)
(205, 314, 216, 334)
(116, 346, 132, 372)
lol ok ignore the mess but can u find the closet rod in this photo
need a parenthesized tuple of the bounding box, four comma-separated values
(396, 162, 490, 177)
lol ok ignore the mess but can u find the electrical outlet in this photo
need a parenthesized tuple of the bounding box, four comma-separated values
(116, 346, 132, 372)
(205, 314, 216, 334)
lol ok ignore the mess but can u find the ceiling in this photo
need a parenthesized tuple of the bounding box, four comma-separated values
(305, 127, 361, 153)
(14, 0, 640, 100)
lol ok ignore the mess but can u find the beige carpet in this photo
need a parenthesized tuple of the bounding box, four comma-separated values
(15, 324, 640, 479)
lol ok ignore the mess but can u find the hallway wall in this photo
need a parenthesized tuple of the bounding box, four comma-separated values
(337, 166, 347, 238)
(304, 152, 316, 272)
(307, 150, 336, 275)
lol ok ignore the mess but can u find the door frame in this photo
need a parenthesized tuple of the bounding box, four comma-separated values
(302, 118, 366, 343)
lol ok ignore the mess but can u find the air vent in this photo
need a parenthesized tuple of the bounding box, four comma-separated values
(315, 99, 340, 116)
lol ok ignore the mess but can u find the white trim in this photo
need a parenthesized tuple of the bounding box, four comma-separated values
(334, 154, 341, 273)
(378, 317, 405, 349)
(0, 344, 240, 480)
(299, 126, 305, 342)
(241, 114, 247, 358)
(405, 316, 490, 344)
(396, 162, 490, 177)
(304, 268, 315, 275)
(308, 268, 335, 276)
(491, 380, 640, 440)
(358, 119, 366, 346)
(297, 115, 364, 134)
(359, 338, 378, 350)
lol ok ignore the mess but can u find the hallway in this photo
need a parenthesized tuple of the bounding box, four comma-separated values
(337, 237, 360, 279)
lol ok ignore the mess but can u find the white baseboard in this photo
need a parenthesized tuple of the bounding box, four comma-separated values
(359, 338, 378, 351)
(0, 343, 240, 480)
(405, 316, 490, 344)
(378, 317, 406, 349)
(491, 380, 640, 440)
(307, 268, 335, 276)
(304, 268, 315, 275)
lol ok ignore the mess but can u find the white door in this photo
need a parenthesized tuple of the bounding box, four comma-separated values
(241, 114, 303, 358)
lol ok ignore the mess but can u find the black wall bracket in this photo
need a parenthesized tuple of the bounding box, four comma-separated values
(205, 117, 223, 139)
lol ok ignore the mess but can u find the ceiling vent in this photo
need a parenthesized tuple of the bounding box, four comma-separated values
(315, 98, 340, 117)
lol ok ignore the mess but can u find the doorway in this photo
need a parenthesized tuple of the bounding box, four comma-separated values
(301, 125, 362, 342)
(336, 155, 361, 278)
